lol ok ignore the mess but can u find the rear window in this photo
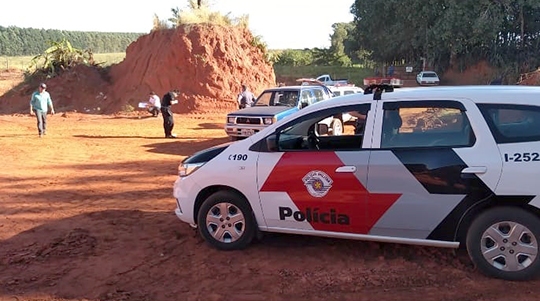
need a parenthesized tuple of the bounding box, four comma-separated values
(422, 73, 438, 78)
(478, 104, 540, 143)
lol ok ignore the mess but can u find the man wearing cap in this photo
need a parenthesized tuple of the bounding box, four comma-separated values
(30, 83, 55, 137)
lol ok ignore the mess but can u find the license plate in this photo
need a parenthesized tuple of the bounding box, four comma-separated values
(240, 129, 255, 136)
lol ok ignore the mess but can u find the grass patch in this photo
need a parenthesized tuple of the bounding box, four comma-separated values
(0, 53, 126, 71)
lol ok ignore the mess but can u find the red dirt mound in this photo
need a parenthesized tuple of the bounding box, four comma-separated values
(517, 68, 540, 85)
(108, 25, 275, 114)
(0, 24, 276, 115)
(442, 60, 499, 85)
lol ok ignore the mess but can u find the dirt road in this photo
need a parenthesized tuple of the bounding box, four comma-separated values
(1, 112, 539, 301)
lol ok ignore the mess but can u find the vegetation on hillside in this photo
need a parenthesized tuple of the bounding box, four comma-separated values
(27, 38, 98, 78)
(0, 26, 142, 56)
(153, 0, 270, 62)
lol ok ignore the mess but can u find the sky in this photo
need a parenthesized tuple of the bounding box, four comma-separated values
(0, 0, 355, 49)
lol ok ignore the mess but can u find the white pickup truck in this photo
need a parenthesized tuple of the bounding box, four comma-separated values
(316, 74, 349, 86)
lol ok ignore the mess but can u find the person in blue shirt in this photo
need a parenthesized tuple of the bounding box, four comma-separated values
(30, 83, 55, 137)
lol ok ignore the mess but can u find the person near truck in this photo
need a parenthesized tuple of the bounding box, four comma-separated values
(147, 91, 161, 117)
(29, 82, 55, 138)
(237, 84, 256, 109)
(161, 89, 179, 138)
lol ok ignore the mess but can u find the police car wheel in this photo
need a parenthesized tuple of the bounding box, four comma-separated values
(466, 206, 540, 281)
(197, 191, 256, 250)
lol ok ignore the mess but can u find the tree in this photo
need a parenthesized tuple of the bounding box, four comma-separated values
(349, 0, 540, 74)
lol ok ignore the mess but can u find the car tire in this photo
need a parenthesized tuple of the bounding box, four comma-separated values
(331, 118, 343, 136)
(466, 206, 540, 281)
(197, 190, 256, 250)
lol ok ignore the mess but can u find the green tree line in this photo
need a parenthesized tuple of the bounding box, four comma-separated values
(0, 26, 143, 56)
(275, 0, 540, 76)
(350, 0, 540, 73)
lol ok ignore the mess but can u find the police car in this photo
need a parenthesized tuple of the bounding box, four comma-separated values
(174, 84, 540, 281)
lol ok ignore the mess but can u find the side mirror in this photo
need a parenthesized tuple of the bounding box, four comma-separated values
(317, 123, 329, 135)
(300, 102, 308, 109)
(266, 134, 278, 152)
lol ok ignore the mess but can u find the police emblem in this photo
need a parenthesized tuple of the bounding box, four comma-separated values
(302, 170, 333, 198)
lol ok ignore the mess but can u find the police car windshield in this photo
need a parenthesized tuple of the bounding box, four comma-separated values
(255, 90, 298, 107)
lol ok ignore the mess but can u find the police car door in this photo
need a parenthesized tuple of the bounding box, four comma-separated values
(256, 103, 375, 235)
(365, 99, 502, 242)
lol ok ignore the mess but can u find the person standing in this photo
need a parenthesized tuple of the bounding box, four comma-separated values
(147, 91, 161, 117)
(161, 89, 179, 138)
(30, 83, 55, 138)
(237, 84, 256, 109)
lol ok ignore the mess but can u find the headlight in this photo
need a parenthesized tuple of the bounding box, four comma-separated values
(178, 162, 205, 177)
(263, 117, 275, 125)
(227, 117, 235, 124)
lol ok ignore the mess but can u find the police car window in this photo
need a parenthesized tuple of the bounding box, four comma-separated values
(312, 89, 326, 102)
(254, 91, 272, 106)
(381, 105, 475, 148)
(300, 90, 312, 105)
(278, 105, 370, 151)
(478, 104, 540, 143)
(333, 91, 342, 96)
(272, 91, 298, 107)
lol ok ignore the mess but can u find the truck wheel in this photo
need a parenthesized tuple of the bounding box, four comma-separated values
(331, 118, 343, 136)
(197, 191, 256, 250)
(466, 206, 540, 281)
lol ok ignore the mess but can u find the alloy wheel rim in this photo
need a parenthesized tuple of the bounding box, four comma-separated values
(481, 221, 538, 272)
(206, 202, 245, 243)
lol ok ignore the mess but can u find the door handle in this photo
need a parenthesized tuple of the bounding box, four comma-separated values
(335, 166, 357, 173)
(461, 166, 487, 174)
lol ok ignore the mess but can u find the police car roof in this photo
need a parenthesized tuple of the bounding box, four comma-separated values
(306, 85, 540, 112)
(262, 85, 325, 92)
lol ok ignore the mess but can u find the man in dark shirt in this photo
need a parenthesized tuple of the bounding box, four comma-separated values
(161, 89, 179, 138)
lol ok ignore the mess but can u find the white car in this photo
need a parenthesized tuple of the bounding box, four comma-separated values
(330, 85, 364, 97)
(416, 71, 440, 86)
(174, 85, 540, 281)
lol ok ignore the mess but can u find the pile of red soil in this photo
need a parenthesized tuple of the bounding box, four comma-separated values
(442, 61, 498, 85)
(517, 68, 540, 85)
(0, 24, 276, 115)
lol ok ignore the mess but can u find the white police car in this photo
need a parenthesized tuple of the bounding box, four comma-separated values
(174, 84, 540, 281)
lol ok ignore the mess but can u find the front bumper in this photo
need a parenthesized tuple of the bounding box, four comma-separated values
(225, 124, 268, 138)
(172, 176, 200, 225)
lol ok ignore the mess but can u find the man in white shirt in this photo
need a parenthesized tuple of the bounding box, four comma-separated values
(148, 91, 161, 117)
(237, 84, 256, 109)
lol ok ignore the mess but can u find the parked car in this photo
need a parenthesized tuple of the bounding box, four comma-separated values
(316, 74, 349, 86)
(329, 85, 364, 96)
(416, 71, 440, 85)
(175, 84, 540, 281)
(224, 83, 334, 140)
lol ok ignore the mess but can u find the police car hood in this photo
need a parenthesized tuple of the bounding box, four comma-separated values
(227, 106, 292, 116)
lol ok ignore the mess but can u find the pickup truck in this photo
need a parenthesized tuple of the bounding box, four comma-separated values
(225, 83, 335, 140)
(316, 74, 349, 86)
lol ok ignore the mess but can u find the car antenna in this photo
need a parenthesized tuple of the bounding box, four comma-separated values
(363, 84, 394, 100)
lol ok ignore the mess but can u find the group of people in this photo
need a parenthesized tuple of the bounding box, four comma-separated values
(29, 83, 181, 139)
(143, 90, 180, 138)
(29, 83, 256, 139)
